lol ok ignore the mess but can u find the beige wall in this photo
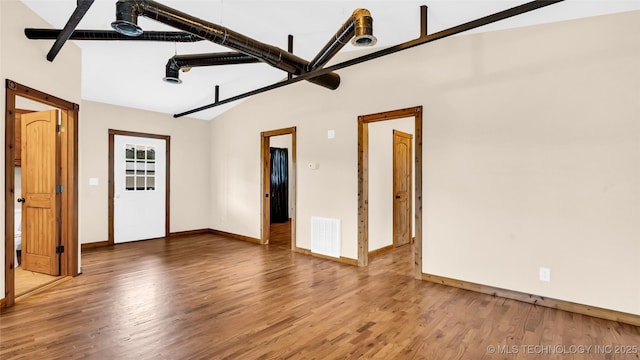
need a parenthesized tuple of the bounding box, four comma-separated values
(79, 101, 211, 243)
(208, 11, 640, 315)
(1, 0, 82, 298)
(208, 95, 362, 257)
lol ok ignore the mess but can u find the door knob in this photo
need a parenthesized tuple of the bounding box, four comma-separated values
(17, 197, 25, 203)
(395, 195, 401, 199)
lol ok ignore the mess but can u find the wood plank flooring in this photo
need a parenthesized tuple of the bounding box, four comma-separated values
(14, 266, 61, 297)
(1, 234, 638, 359)
(269, 219, 291, 248)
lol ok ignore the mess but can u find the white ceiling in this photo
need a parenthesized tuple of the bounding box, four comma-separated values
(20, 0, 640, 120)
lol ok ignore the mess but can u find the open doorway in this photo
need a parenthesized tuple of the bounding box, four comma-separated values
(358, 106, 423, 279)
(260, 127, 296, 249)
(4, 80, 79, 307)
(367, 121, 416, 259)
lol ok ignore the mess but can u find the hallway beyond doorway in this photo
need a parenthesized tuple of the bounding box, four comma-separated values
(269, 218, 292, 249)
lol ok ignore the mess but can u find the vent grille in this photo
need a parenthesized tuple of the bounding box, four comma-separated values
(311, 217, 341, 258)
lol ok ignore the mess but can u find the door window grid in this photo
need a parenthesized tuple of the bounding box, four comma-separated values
(125, 144, 156, 191)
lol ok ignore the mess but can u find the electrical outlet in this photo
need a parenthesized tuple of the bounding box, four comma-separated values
(539, 267, 551, 282)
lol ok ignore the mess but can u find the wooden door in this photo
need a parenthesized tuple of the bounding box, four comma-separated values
(21, 110, 60, 275)
(393, 130, 413, 248)
(14, 112, 22, 166)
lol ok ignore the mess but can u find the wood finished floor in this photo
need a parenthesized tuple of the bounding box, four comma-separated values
(269, 219, 292, 249)
(14, 266, 61, 297)
(1, 234, 638, 359)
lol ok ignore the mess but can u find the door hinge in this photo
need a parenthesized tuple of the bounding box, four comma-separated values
(56, 245, 65, 254)
(56, 184, 64, 193)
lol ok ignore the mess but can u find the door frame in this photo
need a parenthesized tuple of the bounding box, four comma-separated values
(4, 79, 79, 307)
(358, 106, 423, 279)
(393, 129, 413, 248)
(108, 130, 170, 245)
(260, 127, 296, 249)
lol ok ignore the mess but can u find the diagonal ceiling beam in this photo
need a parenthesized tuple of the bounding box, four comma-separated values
(46, 0, 95, 62)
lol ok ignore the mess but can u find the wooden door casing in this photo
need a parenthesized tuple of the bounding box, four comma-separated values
(5, 80, 80, 308)
(260, 127, 297, 248)
(21, 110, 60, 275)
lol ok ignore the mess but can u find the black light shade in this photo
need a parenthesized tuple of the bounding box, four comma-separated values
(111, 0, 143, 36)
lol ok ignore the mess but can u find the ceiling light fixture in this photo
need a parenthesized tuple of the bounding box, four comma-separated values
(351, 9, 377, 47)
(305, 8, 376, 72)
(111, 1, 143, 36)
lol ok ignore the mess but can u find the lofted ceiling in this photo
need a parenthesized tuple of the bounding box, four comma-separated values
(20, 0, 640, 120)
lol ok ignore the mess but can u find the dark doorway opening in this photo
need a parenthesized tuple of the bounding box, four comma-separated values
(270, 147, 289, 224)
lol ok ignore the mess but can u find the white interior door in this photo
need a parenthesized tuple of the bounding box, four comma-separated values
(114, 135, 166, 243)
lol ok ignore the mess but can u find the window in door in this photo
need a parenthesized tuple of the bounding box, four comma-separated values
(125, 144, 156, 191)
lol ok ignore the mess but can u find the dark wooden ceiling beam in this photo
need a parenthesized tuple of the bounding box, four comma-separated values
(46, 0, 95, 62)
